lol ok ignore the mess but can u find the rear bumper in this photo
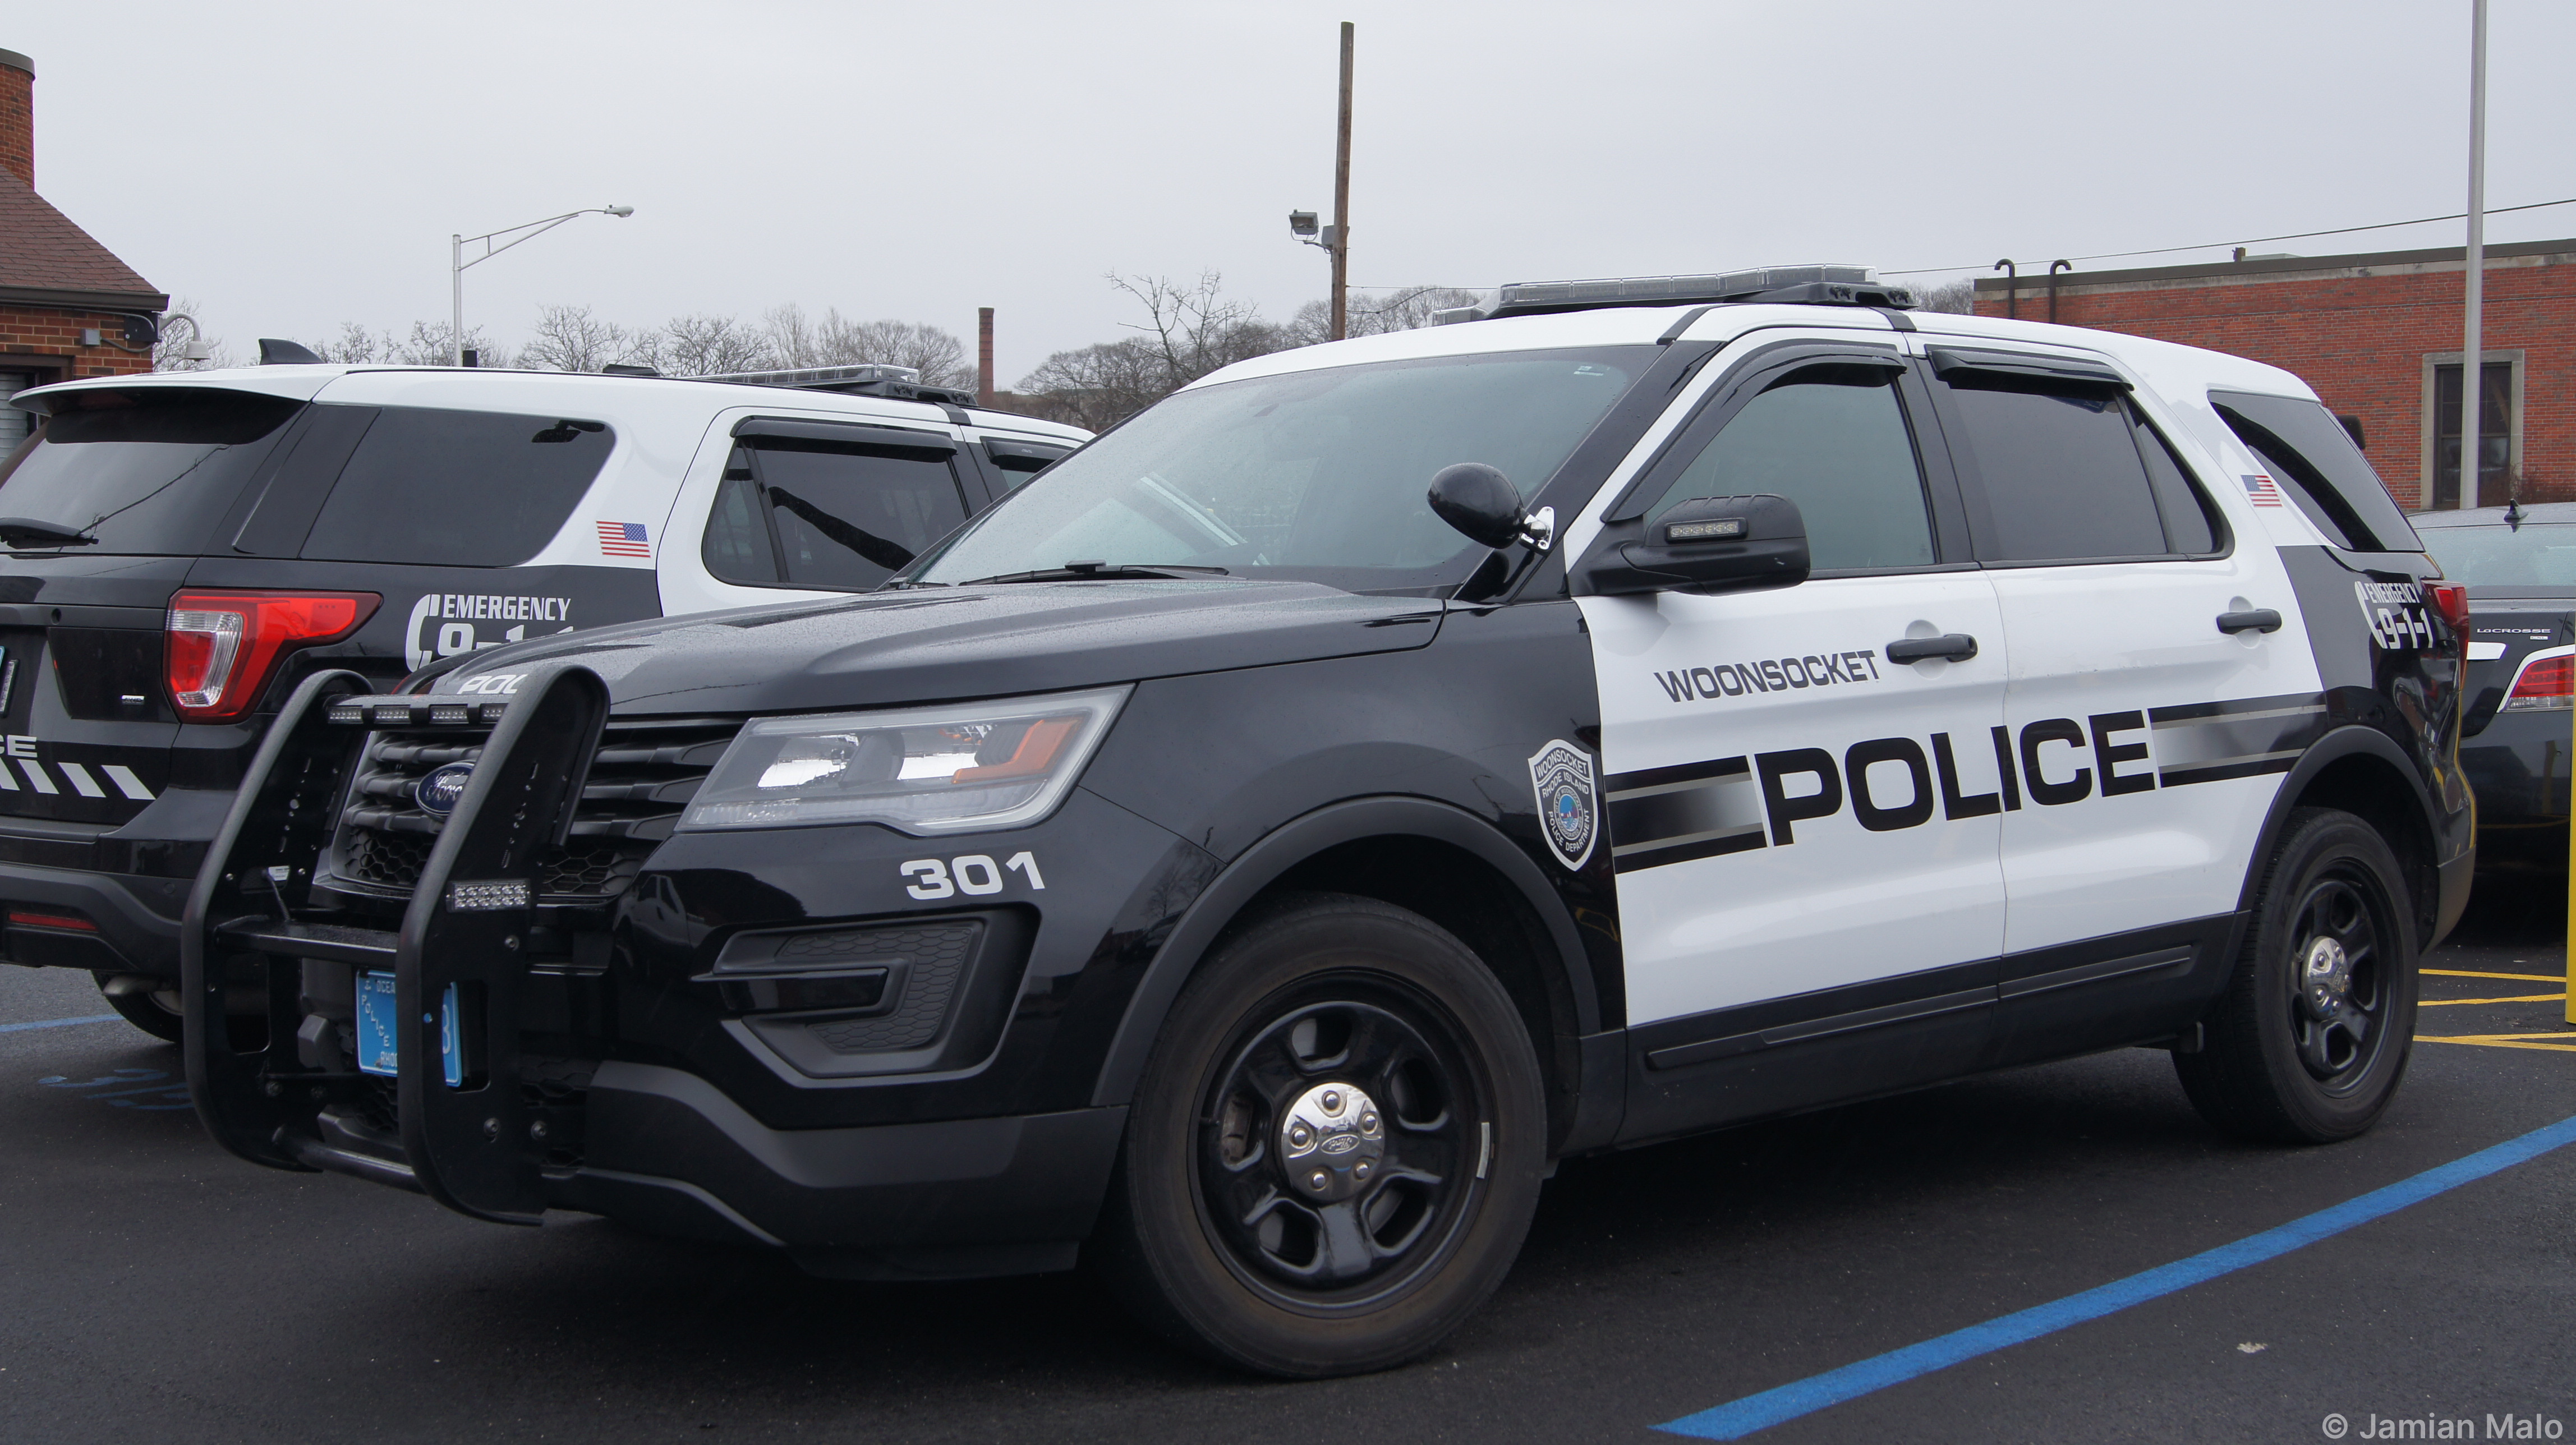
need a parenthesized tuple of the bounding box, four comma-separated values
(0, 858, 188, 977)
(2460, 709, 2569, 871)
(554, 1063, 1127, 1278)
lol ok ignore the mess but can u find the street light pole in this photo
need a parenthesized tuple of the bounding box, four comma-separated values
(2459, 0, 2486, 509)
(448, 205, 636, 367)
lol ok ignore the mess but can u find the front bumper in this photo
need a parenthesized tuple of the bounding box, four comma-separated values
(186, 666, 1186, 1277)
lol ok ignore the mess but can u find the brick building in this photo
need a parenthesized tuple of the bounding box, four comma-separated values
(1974, 239, 2575, 511)
(0, 45, 168, 445)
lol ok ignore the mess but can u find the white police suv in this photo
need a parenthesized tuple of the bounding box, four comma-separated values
(0, 356, 1082, 1036)
(183, 268, 2468, 1377)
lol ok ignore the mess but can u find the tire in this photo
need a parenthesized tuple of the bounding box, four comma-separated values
(1093, 892, 1548, 1377)
(96, 975, 186, 1045)
(2175, 808, 2419, 1143)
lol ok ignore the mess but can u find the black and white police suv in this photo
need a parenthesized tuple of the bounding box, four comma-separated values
(0, 356, 1083, 1039)
(183, 267, 2469, 1377)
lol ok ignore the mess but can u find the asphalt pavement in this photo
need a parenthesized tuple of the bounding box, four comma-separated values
(3, 889, 2569, 1444)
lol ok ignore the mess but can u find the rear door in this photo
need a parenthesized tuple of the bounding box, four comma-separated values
(1575, 334, 2010, 1136)
(1917, 343, 2312, 1056)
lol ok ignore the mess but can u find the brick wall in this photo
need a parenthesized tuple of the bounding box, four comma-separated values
(1974, 248, 2576, 510)
(0, 56, 28, 186)
(0, 305, 156, 379)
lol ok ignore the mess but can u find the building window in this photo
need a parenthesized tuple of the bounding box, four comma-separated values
(0, 372, 38, 450)
(2430, 359, 2515, 508)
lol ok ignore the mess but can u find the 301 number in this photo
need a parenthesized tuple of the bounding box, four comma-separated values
(901, 852, 1045, 900)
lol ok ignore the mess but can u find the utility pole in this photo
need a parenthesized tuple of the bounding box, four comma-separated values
(1330, 21, 1353, 342)
(977, 307, 996, 408)
(2459, 0, 2487, 509)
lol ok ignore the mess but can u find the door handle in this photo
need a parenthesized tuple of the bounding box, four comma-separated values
(2216, 609, 2283, 635)
(1885, 633, 1979, 664)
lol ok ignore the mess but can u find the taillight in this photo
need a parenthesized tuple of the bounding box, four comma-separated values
(2427, 582, 2471, 661)
(165, 591, 379, 722)
(2504, 652, 2574, 712)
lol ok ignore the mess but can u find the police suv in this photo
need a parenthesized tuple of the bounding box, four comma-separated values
(183, 268, 2468, 1378)
(0, 359, 1083, 1037)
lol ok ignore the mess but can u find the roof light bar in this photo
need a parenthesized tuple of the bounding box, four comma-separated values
(1474, 265, 1917, 321)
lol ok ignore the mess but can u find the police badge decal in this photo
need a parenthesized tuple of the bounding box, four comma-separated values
(1527, 740, 1599, 871)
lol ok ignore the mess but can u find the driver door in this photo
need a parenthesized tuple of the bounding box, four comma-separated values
(1572, 340, 2011, 1135)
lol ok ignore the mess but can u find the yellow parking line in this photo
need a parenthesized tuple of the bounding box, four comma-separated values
(2420, 993, 2569, 1006)
(2417, 1033, 2576, 1053)
(2422, 969, 2565, 983)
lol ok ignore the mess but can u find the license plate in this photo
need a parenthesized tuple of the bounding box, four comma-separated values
(354, 972, 466, 1086)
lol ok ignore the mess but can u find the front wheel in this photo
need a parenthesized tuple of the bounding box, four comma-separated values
(2175, 808, 2419, 1143)
(1094, 894, 1547, 1377)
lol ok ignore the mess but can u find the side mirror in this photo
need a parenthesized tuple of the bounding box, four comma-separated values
(1570, 494, 1811, 597)
(1429, 463, 1552, 551)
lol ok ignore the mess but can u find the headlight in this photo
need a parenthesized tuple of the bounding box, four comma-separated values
(680, 686, 1129, 834)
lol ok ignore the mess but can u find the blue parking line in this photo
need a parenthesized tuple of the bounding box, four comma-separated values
(0, 1014, 123, 1034)
(1657, 1111, 2576, 1440)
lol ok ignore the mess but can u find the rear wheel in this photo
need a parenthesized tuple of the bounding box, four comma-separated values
(2175, 808, 2418, 1143)
(96, 975, 186, 1045)
(1094, 893, 1546, 1377)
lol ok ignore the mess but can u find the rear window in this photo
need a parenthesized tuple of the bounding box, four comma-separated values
(2418, 523, 2576, 587)
(0, 388, 302, 555)
(1944, 374, 2209, 562)
(2211, 391, 2422, 553)
(299, 407, 614, 567)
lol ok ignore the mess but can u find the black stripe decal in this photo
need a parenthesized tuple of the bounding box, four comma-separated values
(1604, 754, 1750, 797)
(1612, 827, 1765, 873)
(2158, 754, 2303, 787)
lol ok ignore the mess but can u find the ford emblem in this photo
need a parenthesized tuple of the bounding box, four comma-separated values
(415, 761, 474, 816)
(1319, 1133, 1359, 1156)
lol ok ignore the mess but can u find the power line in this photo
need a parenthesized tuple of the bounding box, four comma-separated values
(1885, 195, 2576, 277)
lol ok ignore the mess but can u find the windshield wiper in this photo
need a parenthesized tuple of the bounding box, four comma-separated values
(0, 517, 96, 548)
(959, 562, 1231, 585)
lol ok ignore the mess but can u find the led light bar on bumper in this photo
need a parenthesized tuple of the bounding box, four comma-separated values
(681, 686, 1129, 834)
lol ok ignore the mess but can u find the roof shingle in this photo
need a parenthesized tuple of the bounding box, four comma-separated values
(0, 171, 165, 308)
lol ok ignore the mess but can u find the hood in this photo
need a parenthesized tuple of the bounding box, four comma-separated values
(427, 580, 1445, 715)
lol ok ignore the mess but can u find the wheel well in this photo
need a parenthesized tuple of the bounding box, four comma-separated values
(1229, 835, 1584, 1145)
(2290, 754, 2438, 946)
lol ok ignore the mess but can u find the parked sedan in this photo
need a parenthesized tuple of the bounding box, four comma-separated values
(2416, 502, 2576, 873)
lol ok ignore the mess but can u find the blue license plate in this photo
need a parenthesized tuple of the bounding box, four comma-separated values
(353, 972, 466, 1086)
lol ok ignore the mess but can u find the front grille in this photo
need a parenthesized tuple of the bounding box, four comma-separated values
(324, 717, 740, 903)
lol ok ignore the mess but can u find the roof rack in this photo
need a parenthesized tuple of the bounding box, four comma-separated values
(694, 362, 977, 407)
(1443, 265, 1917, 324)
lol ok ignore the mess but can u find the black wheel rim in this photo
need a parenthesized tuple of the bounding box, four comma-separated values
(2284, 868, 2390, 1090)
(1192, 972, 1487, 1311)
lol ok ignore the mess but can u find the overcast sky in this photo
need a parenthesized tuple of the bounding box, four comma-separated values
(11, 1, 2572, 383)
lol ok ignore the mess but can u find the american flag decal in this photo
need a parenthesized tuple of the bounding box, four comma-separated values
(2241, 474, 2285, 508)
(595, 521, 652, 557)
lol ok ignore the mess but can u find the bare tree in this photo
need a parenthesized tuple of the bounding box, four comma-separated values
(519, 304, 645, 372)
(1286, 285, 1488, 344)
(1913, 279, 1976, 315)
(1013, 271, 1296, 430)
(650, 312, 772, 376)
(818, 316, 974, 388)
(309, 320, 505, 366)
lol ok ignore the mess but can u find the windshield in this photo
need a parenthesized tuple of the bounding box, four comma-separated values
(2420, 523, 2576, 588)
(909, 346, 1653, 592)
(0, 389, 303, 554)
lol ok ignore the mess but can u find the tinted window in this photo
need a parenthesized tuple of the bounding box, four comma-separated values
(0, 388, 301, 555)
(1638, 365, 1934, 570)
(986, 440, 1070, 492)
(700, 448, 778, 583)
(745, 439, 969, 591)
(914, 347, 1652, 592)
(2212, 391, 2422, 552)
(1946, 375, 2169, 562)
(301, 407, 613, 567)
(2134, 413, 2218, 554)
